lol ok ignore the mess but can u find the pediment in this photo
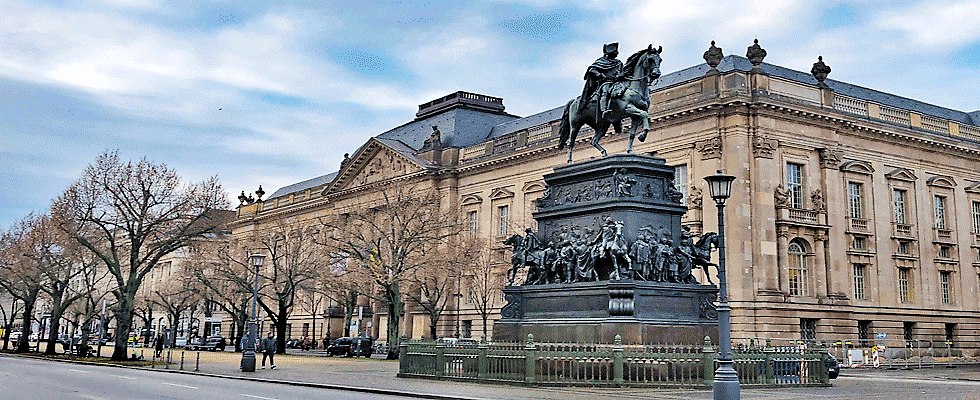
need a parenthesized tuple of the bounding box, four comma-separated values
(324, 139, 425, 193)
(885, 168, 917, 182)
(489, 187, 515, 200)
(522, 181, 547, 193)
(839, 160, 874, 175)
(927, 175, 956, 189)
(460, 193, 483, 206)
(965, 181, 980, 194)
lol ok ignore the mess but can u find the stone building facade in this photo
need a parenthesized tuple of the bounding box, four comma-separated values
(230, 52, 980, 352)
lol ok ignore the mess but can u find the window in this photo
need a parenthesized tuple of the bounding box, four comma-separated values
(853, 264, 866, 300)
(858, 321, 872, 347)
(972, 201, 980, 233)
(940, 271, 952, 305)
(945, 323, 956, 344)
(800, 318, 818, 342)
(938, 245, 950, 258)
(674, 164, 688, 204)
(462, 320, 472, 338)
(468, 210, 479, 235)
(848, 182, 864, 219)
(934, 195, 947, 229)
(788, 242, 809, 296)
(786, 163, 804, 209)
(497, 205, 509, 236)
(852, 236, 865, 250)
(893, 189, 907, 224)
(899, 268, 913, 303)
(903, 322, 915, 343)
(897, 241, 911, 255)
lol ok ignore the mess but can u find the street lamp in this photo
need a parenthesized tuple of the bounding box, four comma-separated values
(704, 170, 739, 400)
(241, 253, 264, 372)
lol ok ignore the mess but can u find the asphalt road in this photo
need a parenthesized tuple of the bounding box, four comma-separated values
(0, 356, 427, 400)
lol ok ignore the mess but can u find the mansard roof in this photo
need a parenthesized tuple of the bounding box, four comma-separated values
(267, 172, 338, 200)
(652, 55, 979, 127)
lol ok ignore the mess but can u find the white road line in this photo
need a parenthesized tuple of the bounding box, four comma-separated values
(241, 394, 278, 400)
(68, 369, 87, 373)
(111, 375, 138, 380)
(161, 382, 199, 389)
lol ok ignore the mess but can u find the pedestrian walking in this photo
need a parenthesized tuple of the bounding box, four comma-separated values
(260, 332, 277, 369)
(153, 333, 165, 358)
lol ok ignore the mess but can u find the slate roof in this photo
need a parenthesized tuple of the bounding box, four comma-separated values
(652, 55, 979, 127)
(267, 172, 338, 200)
(378, 107, 519, 150)
(487, 106, 564, 141)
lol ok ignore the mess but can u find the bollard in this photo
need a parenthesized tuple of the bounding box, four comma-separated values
(195, 351, 200, 371)
(946, 341, 954, 368)
(701, 336, 716, 386)
(612, 335, 624, 387)
(916, 340, 921, 370)
(180, 351, 185, 370)
(524, 334, 536, 385)
(166, 349, 171, 369)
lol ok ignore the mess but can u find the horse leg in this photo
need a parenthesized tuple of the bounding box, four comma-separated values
(590, 122, 609, 157)
(567, 121, 585, 163)
(622, 103, 650, 143)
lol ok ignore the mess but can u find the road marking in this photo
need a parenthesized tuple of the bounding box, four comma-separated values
(161, 382, 198, 389)
(111, 375, 138, 380)
(841, 376, 980, 386)
(68, 369, 87, 373)
(241, 395, 278, 400)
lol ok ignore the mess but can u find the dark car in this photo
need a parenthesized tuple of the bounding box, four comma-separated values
(327, 337, 374, 357)
(826, 354, 840, 379)
(327, 337, 353, 356)
(188, 336, 227, 351)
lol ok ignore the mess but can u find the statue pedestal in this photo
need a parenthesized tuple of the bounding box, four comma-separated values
(493, 280, 718, 344)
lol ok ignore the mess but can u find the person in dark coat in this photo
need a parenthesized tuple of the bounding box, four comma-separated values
(260, 332, 277, 369)
(153, 333, 165, 358)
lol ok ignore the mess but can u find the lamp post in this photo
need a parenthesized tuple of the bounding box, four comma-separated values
(704, 170, 739, 400)
(240, 254, 264, 372)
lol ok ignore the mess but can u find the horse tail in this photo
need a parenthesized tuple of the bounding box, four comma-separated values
(557, 99, 573, 150)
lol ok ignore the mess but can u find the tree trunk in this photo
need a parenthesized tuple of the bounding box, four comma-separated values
(111, 294, 136, 361)
(44, 302, 64, 355)
(276, 304, 288, 354)
(16, 293, 37, 353)
(385, 283, 402, 350)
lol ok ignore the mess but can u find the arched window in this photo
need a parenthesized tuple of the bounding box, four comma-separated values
(788, 241, 809, 296)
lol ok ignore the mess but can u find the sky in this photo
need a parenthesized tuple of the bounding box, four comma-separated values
(2, 0, 979, 229)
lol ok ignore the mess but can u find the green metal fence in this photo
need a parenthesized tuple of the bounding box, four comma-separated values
(398, 334, 830, 388)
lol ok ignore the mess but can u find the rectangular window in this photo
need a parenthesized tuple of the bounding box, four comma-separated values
(893, 189, 907, 224)
(973, 201, 980, 233)
(853, 264, 866, 300)
(848, 182, 864, 219)
(934, 195, 947, 229)
(852, 236, 865, 250)
(945, 323, 956, 344)
(674, 164, 688, 205)
(858, 320, 872, 347)
(468, 210, 478, 235)
(462, 320, 472, 338)
(786, 163, 804, 209)
(800, 318, 818, 342)
(940, 271, 952, 305)
(899, 268, 913, 303)
(897, 241, 910, 255)
(904, 322, 915, 343)
(497, 205, 509, 236)
(938, 245, 950, 258)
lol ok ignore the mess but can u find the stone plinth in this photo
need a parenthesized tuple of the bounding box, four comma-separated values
(493, 280, 719, 344)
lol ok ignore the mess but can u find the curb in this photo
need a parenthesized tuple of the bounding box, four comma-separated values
(1, 352, 484, 400)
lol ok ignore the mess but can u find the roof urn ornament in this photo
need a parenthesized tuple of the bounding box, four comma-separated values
(745, 39, 767, 73)
(255, 185, 265, 201)
(237, 191, 249, 206)
(811, 56, 832, 88)
(703, 40, 724, 73)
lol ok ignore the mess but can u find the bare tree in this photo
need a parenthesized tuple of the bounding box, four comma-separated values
(186, 248, 252, 352)
(149, 271, 201, 347)
(403, 235, 480, 340)
(0, 214, 47, 353)
(52, 150, 228, 360)
(321, 183, 465, 353)
(465, 241, 505, 340)
(1, 298, 23, 351)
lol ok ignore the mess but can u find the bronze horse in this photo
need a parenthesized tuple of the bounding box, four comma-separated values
(558, 45, 662, 163)
(692, 232, 720, 285)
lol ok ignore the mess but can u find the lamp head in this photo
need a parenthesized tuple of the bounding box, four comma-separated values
(703, 170, 736, 205)
(251, 254, 266, 268)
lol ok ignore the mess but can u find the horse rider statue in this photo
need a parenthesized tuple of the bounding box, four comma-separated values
(580, 42, 625, 120)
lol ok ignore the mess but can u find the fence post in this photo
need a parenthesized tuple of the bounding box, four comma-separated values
(179, 350, 185, 370)
(165, 349, 171, 369)
(701, 336, 715, 386)
(195, 351, 200, 372)
(524, 334, 536, 386)
(435, 339, 446, 378)
(612, 335, 624, 387)
(764, 338, 775, 385)
(398, 339, 409, 375)
(818, 344, 829, 384)
(478, 336, 488, 382)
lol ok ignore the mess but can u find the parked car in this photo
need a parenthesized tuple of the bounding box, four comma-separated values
(826, 354, 840, 379)
(436, 337, 478, 347)
(190, 336, 226, 351)
(174, 337, 188, 347)
(9, 332, 22, 343)
(327, 337, 374, 357)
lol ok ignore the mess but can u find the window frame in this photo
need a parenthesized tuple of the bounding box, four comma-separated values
(934, 195, 947, 229)
(788, 241, 809, 296)
(786, 163, 804, 209)
(848, 181, 864, 219)
(893, 189, 907, 224)
(852, 264, 866, 300)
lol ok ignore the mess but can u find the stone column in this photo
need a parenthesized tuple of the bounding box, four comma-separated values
(814, 233, 828, 298)
(777, 226, 790, 294)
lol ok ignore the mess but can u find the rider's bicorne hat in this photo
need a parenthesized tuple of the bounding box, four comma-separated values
(603, 42, 619, 55)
